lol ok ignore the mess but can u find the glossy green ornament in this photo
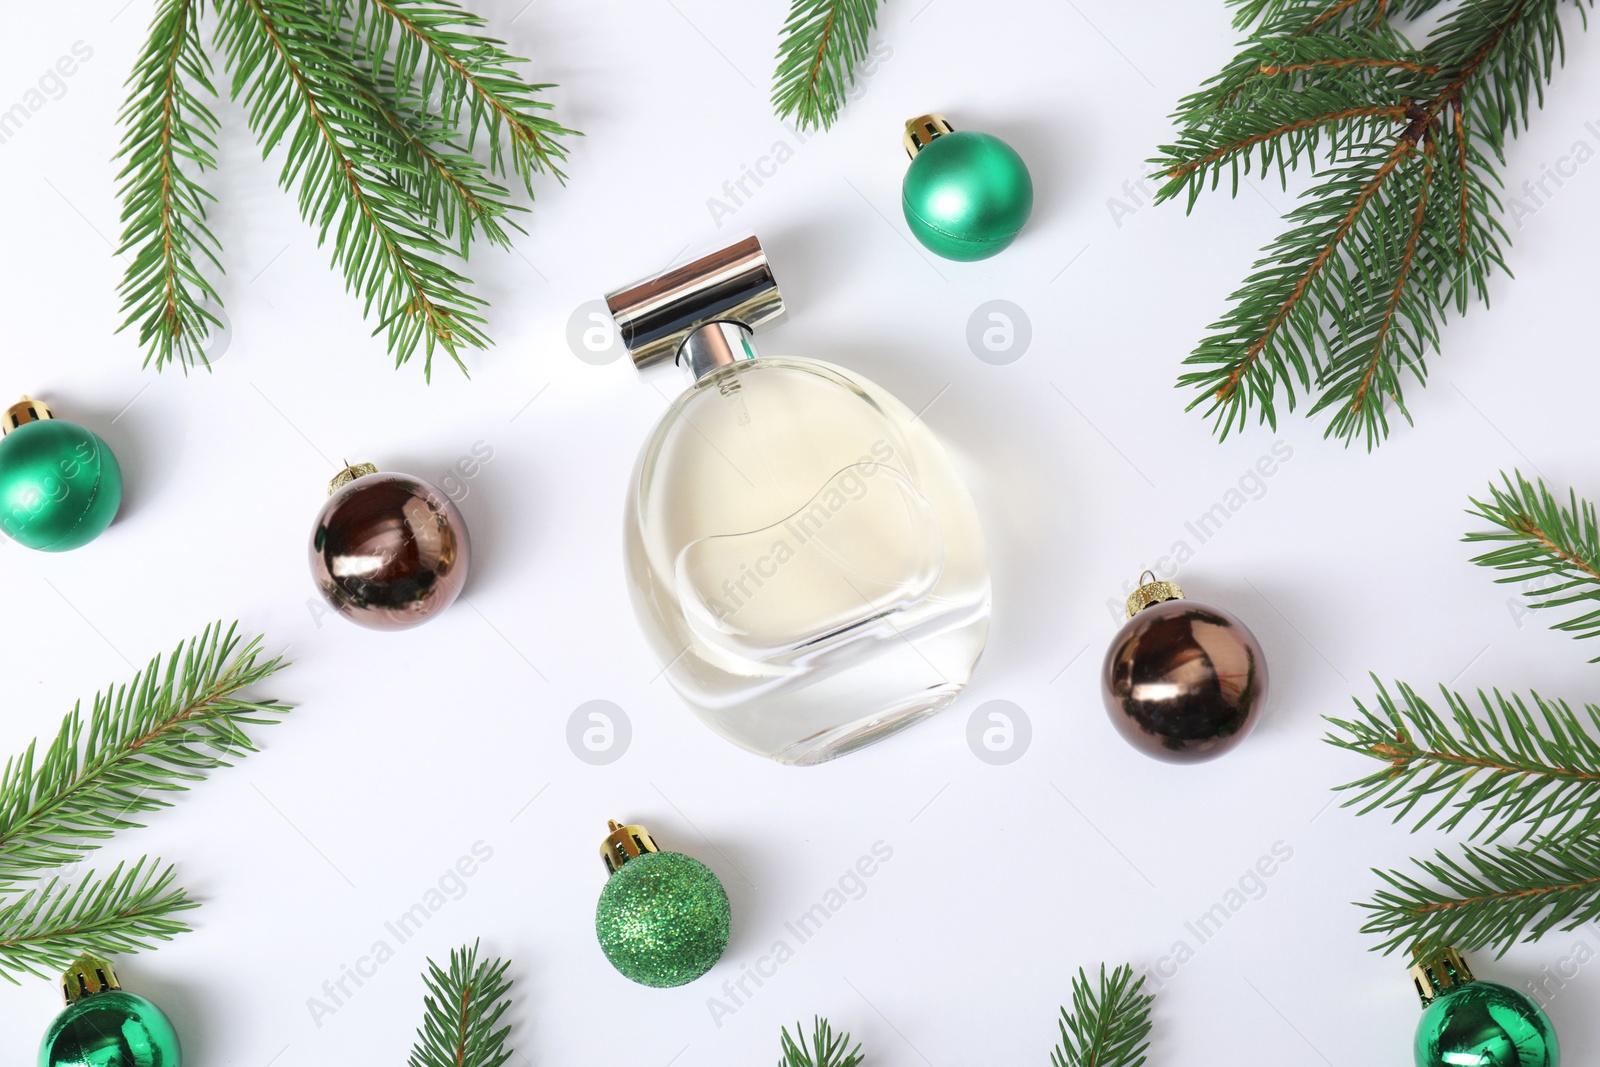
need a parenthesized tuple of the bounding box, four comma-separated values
(1412, 948, 1558, 1067)
(40, 955, 181, 1067)
(594, 820, 730, 988)
(0, 398, 122, 552)
(901, 114, 1033, 261)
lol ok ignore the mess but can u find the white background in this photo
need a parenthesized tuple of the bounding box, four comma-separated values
(3, 1, 1599, 1064)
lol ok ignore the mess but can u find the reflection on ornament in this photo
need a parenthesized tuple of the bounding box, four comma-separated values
(40, 954, 181, 1067)
(308, 462, 470, 630)
(901, 114, 1033, 261)
(1101, 574, 1268, 762)
(594, 820, 730, 988)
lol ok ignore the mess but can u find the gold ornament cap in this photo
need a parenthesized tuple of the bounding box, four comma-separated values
(601, 819, 660, 874)
(903, 113, 955, 159)
(3, 395, 55, 435)
(327, 461, 379, 496)
(1125, 571, 1185, 619)
(61, 953, 121, 1005)
(1410, 946, 1476, 1007)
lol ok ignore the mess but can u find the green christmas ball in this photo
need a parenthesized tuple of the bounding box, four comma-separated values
(40, 989, 182, 1067)
(595, 850, 730, 988)
(901, 123, 1033, 262)
(0, 415, 122, 551)
(1415, 981, 1558, 1067)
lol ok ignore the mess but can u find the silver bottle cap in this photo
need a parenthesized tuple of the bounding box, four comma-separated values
(604, 236, 786, 374)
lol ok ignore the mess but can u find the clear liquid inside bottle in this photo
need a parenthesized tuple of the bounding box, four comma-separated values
(626, 355, 991, 764)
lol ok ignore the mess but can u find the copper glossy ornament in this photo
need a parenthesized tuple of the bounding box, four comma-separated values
(309, 463, 470, 630)
(1101, 576, 1267, 762)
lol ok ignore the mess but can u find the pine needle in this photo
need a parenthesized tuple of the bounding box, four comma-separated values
(1153, 0, 1590, 448)
(780, 1017, 864, 1067)
(1051, 964, 1155, 1067)
(408, 942, 515, 1067)
(772, 0, 883, 131)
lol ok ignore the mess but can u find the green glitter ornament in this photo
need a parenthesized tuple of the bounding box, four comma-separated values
(594, 820, 730, 988)
(0, 397, 123, 552)
(901, 114, 1033, 262)
(1411, 947, 1559, 1067)
(40, 954, 182, 1067)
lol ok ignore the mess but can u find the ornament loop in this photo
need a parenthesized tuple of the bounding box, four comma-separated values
(60, 953, 121, 1005)
(903, 113, 955, 158)
(327, 461, 379, 495)
(1125, 576, 1185, 619)
(1410, 945, 1475, 1007)
(3, 395, 54, 435)
(601, 819, 661, 874)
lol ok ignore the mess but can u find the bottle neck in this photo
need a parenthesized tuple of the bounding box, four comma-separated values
(681, 321, 759, 381)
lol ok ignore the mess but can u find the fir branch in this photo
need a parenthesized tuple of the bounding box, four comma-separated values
(1154, 0, 1590, 447)
(1160, 29, 1421, 194)
(116, 0, 575, 378)
(215, 0, 493, 378)
(1328, 680, 1600, 844)
(1308, 140, 1449, 447)
(772, 0, 883, 131)
(115, 0, 224, 372)
(1467, 471, 1600, 657)
(1362, 837, 1600, 955)
(0, 859, 195, 984)
(331, 0, 576, 190)
(0, 622, 291, 882)
(1050, 964, 1154, 1067)
(780, 1017, 864, 1067)
(408, 941, 514, 1067)
(1236, 0, 1451, 34)
(342, 44, 522, 253)
(1175, 138, 1424, 438)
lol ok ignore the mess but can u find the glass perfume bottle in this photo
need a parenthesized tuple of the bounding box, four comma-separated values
(607, 236, 991, 765)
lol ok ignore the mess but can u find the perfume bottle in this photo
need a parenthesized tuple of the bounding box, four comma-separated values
(607, 236, 991, 765)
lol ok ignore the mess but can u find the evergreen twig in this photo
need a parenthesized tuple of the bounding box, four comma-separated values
(1050, 964, 1154, 1067)
(1337, 473, 1600, 956)
(772, 0, 884, 131)
(1328, 680, 1600, 844)
(408, 941, 515, 1067)
(1467, 471, 1600, 658)
(340, 43, 524, 255)
(332, 0, 575, 189)
(115, 0, 224, 371)
(780, 1017, 864, 1067)
(1153, 0, 1590, 448)
(115, 0, 575, 376)
(0, 622, 291, 882)
(1361, 837, 1600, 956)
(0, 859, 194, 983)
(217, 0, 492, 378)
(0, 623, 289, 981)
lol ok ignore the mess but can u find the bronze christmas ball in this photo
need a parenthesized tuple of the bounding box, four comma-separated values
(309, 467, 470, 630)
(1101, 583, 1267, 763)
